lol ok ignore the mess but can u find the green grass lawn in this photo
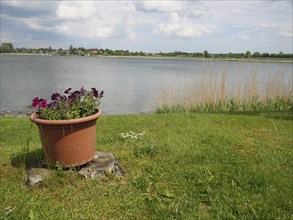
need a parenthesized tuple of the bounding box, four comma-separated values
(1, 112, 292, 219)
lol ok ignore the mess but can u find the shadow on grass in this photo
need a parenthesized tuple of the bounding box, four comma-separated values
(10, 148, 44, 169)
(227, 111, 293, 121)
(10, 148, 93, 171)
(264, 112, 293, 121)
(227, 111, 262, 116)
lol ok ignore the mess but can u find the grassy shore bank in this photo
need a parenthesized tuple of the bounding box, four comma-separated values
(1, 112, 292, 219)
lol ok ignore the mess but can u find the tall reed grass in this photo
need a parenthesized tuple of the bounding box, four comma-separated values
(156, 65, 293, 113)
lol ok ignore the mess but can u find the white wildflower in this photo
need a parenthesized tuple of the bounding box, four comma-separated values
(120, 131, 146, 140)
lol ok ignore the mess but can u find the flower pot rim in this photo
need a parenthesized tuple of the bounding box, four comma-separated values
(30, 110, 102, 125)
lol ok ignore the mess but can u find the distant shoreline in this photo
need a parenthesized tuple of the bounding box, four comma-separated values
(1, 53, 53, 56)
(98, 55, 293, 63)
(1, 53, 292, 63)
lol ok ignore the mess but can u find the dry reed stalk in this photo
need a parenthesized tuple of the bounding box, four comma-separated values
(248, 72, 257, 101)
(220, 69, 227, 105)
(185, 77, 197, 111)
(156, 63, 293, 113)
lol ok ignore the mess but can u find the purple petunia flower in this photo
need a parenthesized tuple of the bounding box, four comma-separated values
(47, 102, 55, 108)
(70, 96, 77, 103)
(91, 88, 99, 98)
(51, 93, 61, 101)
(80, 86, 85, 95)
(38, 99, 47, 108)
(64, 88, 72, 94)
(99, 91, 104, 99)
(32, 97, 39, 107)
(70, 90, 80, 99)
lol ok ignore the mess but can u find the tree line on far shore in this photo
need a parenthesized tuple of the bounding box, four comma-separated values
(1, 43, 292, 59)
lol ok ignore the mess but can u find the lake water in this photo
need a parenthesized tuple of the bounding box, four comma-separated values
(0, 54, 292, 115)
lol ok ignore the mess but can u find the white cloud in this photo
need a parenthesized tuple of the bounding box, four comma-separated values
(188, 8, 210, 18)
(1, 1, 59, 16)
(0, 31, 16, 44)
(270, 1, 292, 10)
(127, 27, 136, 42)
(22, 18, 54, 32)
(259, 34, 270, 39)
(279, 31, 293, 37)
(1, 1, 19, 7)
(134, 1, 182, 13)
(122, 2, 136, 12)
(131, 19, 159, 27)
(56, 19, 123, 39)
(154, 13, 213, 38)
(54, 2, 137, 40)
(56, 2, 96, 20)
(261, 24, 277, 29)
(94, 26, 118, 38)
(240, 35, 251, 40)
(0, 13, 55, 32)
(260, 24, 293, 38)
(185, 2, 211, 18)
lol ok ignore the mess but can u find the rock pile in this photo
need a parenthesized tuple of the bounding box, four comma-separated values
(24, 151, 125, 187)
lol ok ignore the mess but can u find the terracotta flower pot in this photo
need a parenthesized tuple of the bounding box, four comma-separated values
(30, 110, 102, 167)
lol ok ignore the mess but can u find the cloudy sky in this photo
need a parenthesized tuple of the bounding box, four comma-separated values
(0, 0, 292, 53)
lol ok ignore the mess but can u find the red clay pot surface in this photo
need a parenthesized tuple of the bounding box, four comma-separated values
(30, 111, 102, 167)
